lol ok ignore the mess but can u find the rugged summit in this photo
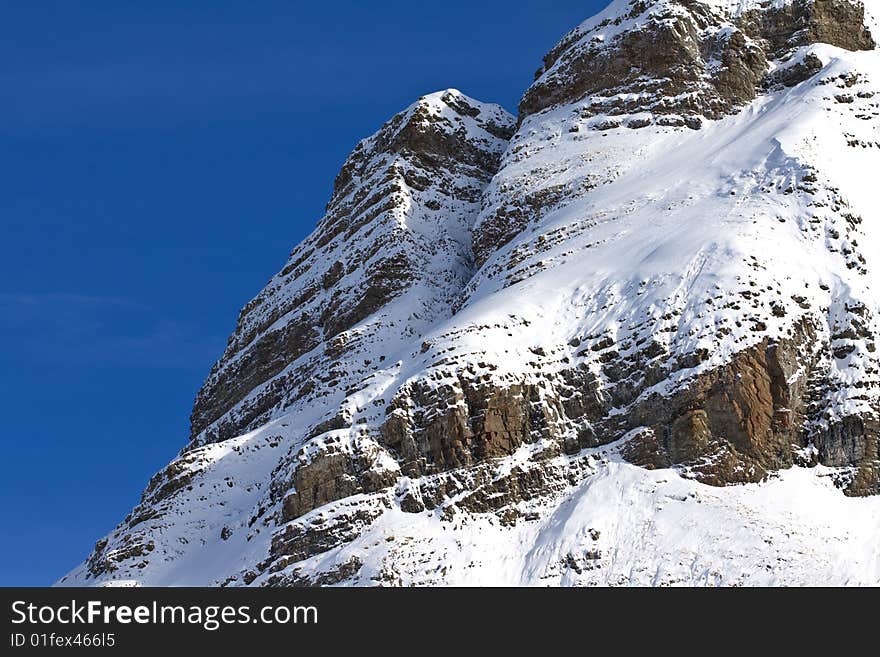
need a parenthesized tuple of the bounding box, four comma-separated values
(520, 0, 875, 121)
(62, 0, 880, 587)
(190, 90, 513, 445)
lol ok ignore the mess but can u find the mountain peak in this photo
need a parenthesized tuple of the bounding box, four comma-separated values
(520, 0, 875, 120)
(61, 1, 880, 588)
(187, 92, 513, 446)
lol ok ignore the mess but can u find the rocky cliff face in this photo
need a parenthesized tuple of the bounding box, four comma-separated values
(189, 90, 513, 445)
(519, 0, 874, 122)
(61, 0, 880, 587)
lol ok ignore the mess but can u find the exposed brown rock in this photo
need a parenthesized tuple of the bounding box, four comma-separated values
(520, 0, 874, 121)
(271, 497, 388, 566)
(621, 331, 812, 483)
(815, 416, 880, 496)
(667, 409, 713, 462)
(266, 556, 364, 587)
(376, 316, 878, 493)
(738, 0, 875, 56)
(380, 376, 567, 476)
(764, 53, 825, 88)
(86, 539, 155, 578)
(621, 428, 672, 469)
(281, 436, 398, 521)
(190, 318, 320, 440)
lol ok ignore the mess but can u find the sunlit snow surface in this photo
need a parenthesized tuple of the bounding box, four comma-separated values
(284, 452, 880, 587)
(61, 430, 880, 586)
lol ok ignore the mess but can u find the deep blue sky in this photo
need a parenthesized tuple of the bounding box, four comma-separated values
(0, 0, 608, 585)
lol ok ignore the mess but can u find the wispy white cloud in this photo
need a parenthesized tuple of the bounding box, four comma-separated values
(0, 292, 148, 309)
(0, 291, 220, 368)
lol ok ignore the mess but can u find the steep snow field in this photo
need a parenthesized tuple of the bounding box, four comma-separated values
(59, 430, 880, 586)
(271, 448, 880, 587)
(365, 37, 880, 443)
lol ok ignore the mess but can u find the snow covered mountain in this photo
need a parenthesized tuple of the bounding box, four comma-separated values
(60, 0, 880, 587)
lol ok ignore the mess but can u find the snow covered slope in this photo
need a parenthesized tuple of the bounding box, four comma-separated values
(60, 0, 880, 587)
(188, 90, 513, 446)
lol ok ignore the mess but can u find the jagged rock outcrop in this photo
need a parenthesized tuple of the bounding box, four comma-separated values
(60, 0, 880, 588)
(190, 90, 514, 444)
(482, 0, 876, 264)
(520, 0, 874, 123)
